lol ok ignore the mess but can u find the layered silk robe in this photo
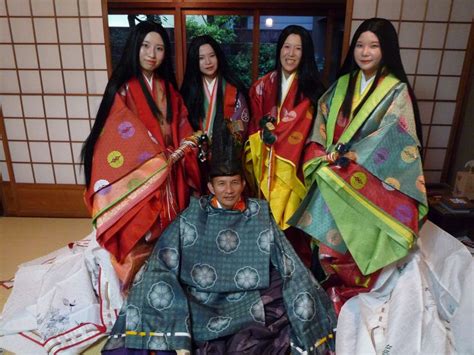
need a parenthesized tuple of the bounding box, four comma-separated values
(84, 76, 200, 287)
(290, 71, 428, 280)
(245, 71, 315, 230)
(197, 79, 249, 193)
(103, 197, 336, 354)
(201, 79, 249, 145)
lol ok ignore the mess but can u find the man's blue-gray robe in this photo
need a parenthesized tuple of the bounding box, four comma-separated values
(104, 197, 336, 354)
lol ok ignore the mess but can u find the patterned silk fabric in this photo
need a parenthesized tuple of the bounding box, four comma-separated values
(290, 72, 428, 277)
(202, 80, 249, 145)
(104, 197, 336, 354)
(84, 76, 200, 290)
(244, 71, 315, 230)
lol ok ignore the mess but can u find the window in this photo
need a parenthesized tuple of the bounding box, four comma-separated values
(185, 14, 254, 87)
(107, 3, 346, 86)
(108, 14, 175, 70)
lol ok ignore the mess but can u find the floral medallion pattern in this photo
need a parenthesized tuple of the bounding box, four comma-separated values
(147, 282, 175, 311)
(207, 316, 232, 333)
(158, 247, 179, 270)
(250, 299, 265, 323)
(191, 264, 218, 289)
(216, 229, 240, 254)
(234, 266, 260, 290)
(188, 286, 211, 304)
(181, 218, 199, 247)
(125, 305, 141, 330)
(257, 229, 273, 254)
(293, 292, 316, 321)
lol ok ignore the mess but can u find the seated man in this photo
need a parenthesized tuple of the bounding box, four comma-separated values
(102, 129, 336, 355)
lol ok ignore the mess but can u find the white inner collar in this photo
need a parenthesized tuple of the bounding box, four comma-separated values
(360, 72, 375, 94)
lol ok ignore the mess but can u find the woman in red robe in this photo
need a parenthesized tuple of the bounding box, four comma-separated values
(180, 35, 249, 193)
(81, 21, 200, 292)
(244, 25, 326, 267)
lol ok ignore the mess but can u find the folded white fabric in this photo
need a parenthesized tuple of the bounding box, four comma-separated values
(336, 221, 473, 355)
(0, 231, 123, 354)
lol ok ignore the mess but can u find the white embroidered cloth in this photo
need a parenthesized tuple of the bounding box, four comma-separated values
(336, 221, 474, 354)
(0, 231, 123, 354)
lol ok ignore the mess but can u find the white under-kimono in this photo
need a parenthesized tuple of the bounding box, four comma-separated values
(336, 221, 473, 355)
(0, 231, 123, 354)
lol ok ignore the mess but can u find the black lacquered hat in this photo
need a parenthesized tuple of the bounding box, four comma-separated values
(209, 119, 243, 178)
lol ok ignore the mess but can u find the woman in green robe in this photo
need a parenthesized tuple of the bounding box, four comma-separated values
(290, 18, 428, 313)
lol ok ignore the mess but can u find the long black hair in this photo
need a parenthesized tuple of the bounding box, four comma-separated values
(274, 25, 325, 108)
(81, 21, 178, 187)
(180, 35, 246, 138)
(338, 18, 423, 147)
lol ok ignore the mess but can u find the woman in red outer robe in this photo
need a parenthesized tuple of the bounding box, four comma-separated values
(81, 21, 200, 292)
(244, 25, 326, 267)
(180, 35, 249, 194)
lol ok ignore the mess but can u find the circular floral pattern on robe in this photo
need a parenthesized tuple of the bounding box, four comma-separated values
(288, 131, 304, 145)
(234, 267, 260, 290)
(118, 121, 135, 139)
(319, 123, 327, 141)
(191, 264, 217, 289)
(226, 292, 247, 302)
(147, 282, 175, 311)
(397, 116, 409, 133)
(107, 150, 124, 168)
(326, 229, 342, 246)
(181, 219, 199, 247)
(148, 334, 167, 349)
(281, 109, 297, 122)
(400, 145, 418, 163)
(373, 147, 390, 165)
(293, 292, 316, 321)
(132, 261, 148, 286)
(188, 286, 211, 304)
(127, 178, 141, 191)
(125, 305, 141, 330)
(394, 204, 414, 224)
(250, 299, 265, 323)
(207, 316, 232, 333)
(158, 248, 179, 270)
(216, 229, 240, 254)
(383, 177, 400, 191)
(137, 151, 153, 164)
(350, 171, 367, 190)
(257, 229, 273, 254)
(244, 199, 260, 218)
(320, 102, 328, 117)
(297, 210, 313, 227)
(282, 252, 296, 278)
(416, 175, 426, 193)
(93, 179, 111, 195)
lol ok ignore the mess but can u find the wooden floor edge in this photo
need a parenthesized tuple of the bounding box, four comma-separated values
(2, 182, 90, 217)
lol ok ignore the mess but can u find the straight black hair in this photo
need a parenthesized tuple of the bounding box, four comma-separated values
(81, 21, 178, 187)
(338, 18, 423, 148)
(274, 25, 325, 108)
(180, 35, 246, 139)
